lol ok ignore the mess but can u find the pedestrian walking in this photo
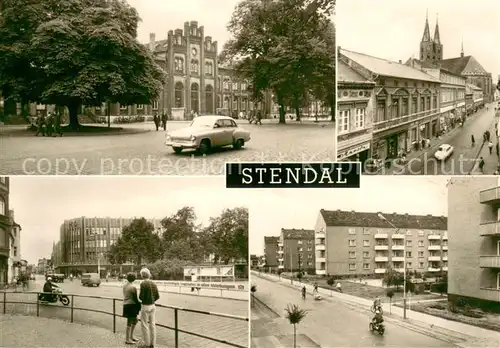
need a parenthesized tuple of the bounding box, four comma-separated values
(488, 141, 494, 154)
(153, 114, 159, 131)
(256, 110, 262, 125)
(161, 113, 167, 131)
(139, 268, 159, 348)
(46, 113, 53, 137)
(471, 134, 475, 147)
(479, 157, 485, 173)
(496, 142, 499, 157)
(486, 130, 491, 142)
(53, 112, 63, 137)
(123, 272, 140, 345)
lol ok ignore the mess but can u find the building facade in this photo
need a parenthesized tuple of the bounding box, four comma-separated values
(277, 229, 315, 273)
(7, 210, 21, 282)
(339, 48, 441, 160)
(448, 177, 500, 311)
(37, 258, 49, 274)
(314, 209, 448, 277)
(264, 236, 280, 269)
(0, 177, 11, 285)
(54, 217, 162, 275)
(337, 59, 376, 166)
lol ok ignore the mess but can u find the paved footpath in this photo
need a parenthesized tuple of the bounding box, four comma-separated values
(1, 314, 125, 347)
(252, 272, 500, 348)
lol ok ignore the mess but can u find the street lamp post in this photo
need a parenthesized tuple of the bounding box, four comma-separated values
(378, 213, 407, 319)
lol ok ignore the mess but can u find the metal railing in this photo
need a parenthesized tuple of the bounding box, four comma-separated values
(1, 291, 248, 348)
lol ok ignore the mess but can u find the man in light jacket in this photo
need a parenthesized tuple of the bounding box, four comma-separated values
(139, 268, 159, 348)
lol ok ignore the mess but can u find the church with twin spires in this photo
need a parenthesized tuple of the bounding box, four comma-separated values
(416, 13, 493, 102)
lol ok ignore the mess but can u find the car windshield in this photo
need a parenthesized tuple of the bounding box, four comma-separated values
(190, 117, 215, 128)
(438, 146, 446, 152)
(82, 274, 91, 279)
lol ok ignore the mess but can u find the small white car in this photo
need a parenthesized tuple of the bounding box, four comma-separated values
(434, 144, 454, 160)
(165, 115, 251, 154)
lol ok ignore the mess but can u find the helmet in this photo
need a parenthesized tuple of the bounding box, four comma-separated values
(47, 277, 52, 281)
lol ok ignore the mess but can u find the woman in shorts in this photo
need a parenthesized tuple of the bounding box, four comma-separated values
(123, 273, 140, 344)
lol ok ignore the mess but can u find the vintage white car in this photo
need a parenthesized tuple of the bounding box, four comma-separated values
(165, 115, 251, 154)
(434, 144, 454, 161)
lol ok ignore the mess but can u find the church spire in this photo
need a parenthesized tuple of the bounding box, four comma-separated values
(461, 38, 464, 57)
(433, 13, 441, 44)
(421, 9, 431, 42)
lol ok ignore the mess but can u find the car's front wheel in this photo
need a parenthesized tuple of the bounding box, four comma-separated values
(199, 139, 211, 155)
(173, 147, 182, 154)
(233, 139, 244, 149)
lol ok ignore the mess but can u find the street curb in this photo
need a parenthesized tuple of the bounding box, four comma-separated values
(100, 283, 248, 302)
(252, 295, 280, 318)
(253, 273, 467, 345)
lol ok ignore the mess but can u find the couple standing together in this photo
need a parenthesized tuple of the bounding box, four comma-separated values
(122, 268, 160, 348)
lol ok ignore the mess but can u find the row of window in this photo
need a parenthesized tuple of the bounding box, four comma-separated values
(441, 88, 466, 103)
(376, 95, 437, 123)
(349, 239, 448, 247)
(350, 251, 448, 258)
(347, 228, 443, 236)
(349, 261, 447, 271)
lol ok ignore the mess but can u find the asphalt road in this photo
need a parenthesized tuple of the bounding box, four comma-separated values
(4, 279, 248, 348)
(0, 121, 335, 175)
(251, 275, 453, 348)
(400, 104, 498, 175)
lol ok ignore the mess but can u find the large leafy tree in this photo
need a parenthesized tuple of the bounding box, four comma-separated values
(0, 0, 165, 128)
(107, 218, 161, 266)
(204, 207, 249, 264)
(220, 0, 335, 124)
(161, 207, 204, 262)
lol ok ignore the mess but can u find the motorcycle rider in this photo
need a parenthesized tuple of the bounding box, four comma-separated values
(42, 277, 59, 302)
(372, 308, 384, 328)
(373, 296, 382, 311)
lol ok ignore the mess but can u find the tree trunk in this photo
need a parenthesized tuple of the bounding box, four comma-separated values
(330, 103, 335, 122)
(278, 104, 286, 124)
(68, 102, 80, 129)
(293, 324, 296, 348)
(107, 101, 111, 128)
(294, 104, 301, 122)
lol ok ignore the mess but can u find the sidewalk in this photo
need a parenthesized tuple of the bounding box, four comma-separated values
(0, 314, 125, 347)
(469, 122, 500, 175)
(253, 271, 500, 347)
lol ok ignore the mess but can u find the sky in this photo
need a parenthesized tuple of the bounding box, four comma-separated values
(250, 176, 449, 255)
(8, 176, 251, 265)
(337, 0, 500, 81)
(126, 0, 240, 49)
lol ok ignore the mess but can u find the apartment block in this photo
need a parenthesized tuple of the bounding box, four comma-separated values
(277, 229, 315, 272)
(314, 210, 447, 277)
(263, 236, 280, 268)
(448, 177, 500, 310)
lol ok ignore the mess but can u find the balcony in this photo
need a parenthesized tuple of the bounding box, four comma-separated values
(443, 267, 448, 271)
(442, 245, 448, 251)
(428, 267, 441, 272)
(374, 245, 389, 250)
(479, 187, 500, 204)
(278, 257, 283, 262)
(391, 245, 404, 250)
(428, 245, 441, 251)
(375, 268, 386, 274)
(278, 242, 283, 247)
(391, 256, 404, 262)
(479, 255, 500, 268)
(428, 256, 441, 262)
(316, 269, 326, 275)
(278, 250, 283, 254)
(373, 108, 439, 133)
(374, 233, 388, 239)
(443, 233, 448, 240)
(375, 256, 389, 262)
(442, 256, 448, 261)
(278, 265, 284, 269)
(394, 268, 405, 273)
(316, 257, 326, 263)
(316, 244, 326, 251)
(479, 287, 500, 302)
(391, 234, 405, 239)
(479, 221, 500, 237)
(428, 235, 441, 240)
(316, 231, 326, 239)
